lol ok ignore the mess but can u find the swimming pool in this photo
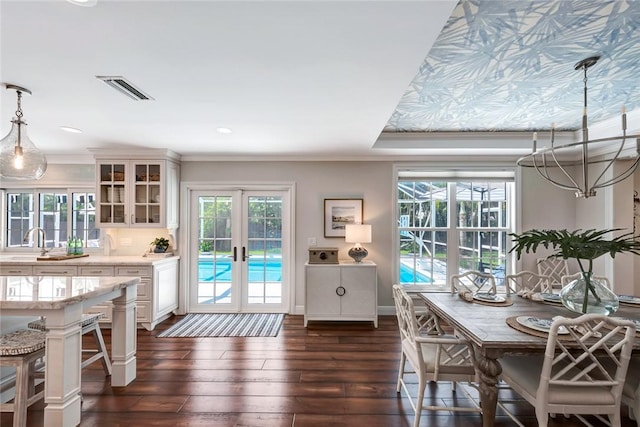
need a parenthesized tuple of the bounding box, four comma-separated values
(198, 258, 432, 283)
(199, 258, 282, 282)
(399, 264, 433, 283)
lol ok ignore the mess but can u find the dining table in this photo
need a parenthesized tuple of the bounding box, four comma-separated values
(418, 292, 640, 427)
(0, 275, 139, 427)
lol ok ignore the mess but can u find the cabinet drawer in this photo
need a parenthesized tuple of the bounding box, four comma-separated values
(136, 301, 151, 322)
(78, 266, 116, 276)
(33, 265, 78, 276)
(85, 303, 113, 322)
(116, 266, 152, 277)
(0, 265, 34, 276)
(136, 279, 151, 300)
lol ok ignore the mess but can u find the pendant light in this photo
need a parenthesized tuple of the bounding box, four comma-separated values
(517, 57, 639, 198)
(0, 84, 47, 180)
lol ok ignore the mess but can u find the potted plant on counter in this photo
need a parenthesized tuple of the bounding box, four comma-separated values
(151, 237, 170, 253)
(509, 228, 640, 314)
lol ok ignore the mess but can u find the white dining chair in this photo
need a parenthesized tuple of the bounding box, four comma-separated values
(505, 271, 551, 296)
(450, 270, 496, 294)
(498, 314, 636, 427)
(392, 285, 481, 427)
(560, 272, 611, 290)
(536, 257, 569, 288)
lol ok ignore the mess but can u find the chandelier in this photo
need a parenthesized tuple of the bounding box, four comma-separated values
(0, 84, 47, 180)
(516, 56, 639, 198)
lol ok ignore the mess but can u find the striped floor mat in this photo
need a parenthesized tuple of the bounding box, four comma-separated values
(157, 313, 285, 337)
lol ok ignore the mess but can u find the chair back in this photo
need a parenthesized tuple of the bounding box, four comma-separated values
(505, 271, 551, 296)
(560, 272, 611, 289)
(450, 270, 496, 294)
(393, 284, 420, 344)
(537, 314, 636, 407)
(536, 257, 569, 287)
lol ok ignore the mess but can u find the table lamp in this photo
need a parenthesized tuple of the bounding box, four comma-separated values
(345, 223, 372, 263)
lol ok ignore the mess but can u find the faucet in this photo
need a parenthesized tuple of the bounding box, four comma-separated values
(24, 227, 49, 256)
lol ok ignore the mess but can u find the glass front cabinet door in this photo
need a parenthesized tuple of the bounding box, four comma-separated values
(96, 158, 178, 228)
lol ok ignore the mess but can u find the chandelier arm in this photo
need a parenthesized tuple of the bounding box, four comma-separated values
(531, 151, 581, 192)
(592, 157, 640, 190)
(546, 131, 582, 190)
(589, 133, 627, 190)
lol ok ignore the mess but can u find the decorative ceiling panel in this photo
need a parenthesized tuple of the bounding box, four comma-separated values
(385, 0, 640, 133)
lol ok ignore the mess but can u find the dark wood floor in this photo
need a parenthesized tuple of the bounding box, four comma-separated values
(3, 314, 637, 426)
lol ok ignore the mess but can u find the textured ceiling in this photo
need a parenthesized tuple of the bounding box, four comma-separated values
(385, 0, 640, 133)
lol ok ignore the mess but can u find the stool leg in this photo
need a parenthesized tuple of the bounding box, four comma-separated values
(13, 360, 28, 427)
(93, 324, 112, 376)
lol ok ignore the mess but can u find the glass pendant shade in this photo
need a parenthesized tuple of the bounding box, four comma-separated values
(0, 119, 47, 180)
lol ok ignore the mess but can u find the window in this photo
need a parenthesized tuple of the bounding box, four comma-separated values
(5, 189, 98, 249)
(396, 169, 515, 290)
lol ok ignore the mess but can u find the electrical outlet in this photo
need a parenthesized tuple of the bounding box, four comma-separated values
(307, 237, 317, 247)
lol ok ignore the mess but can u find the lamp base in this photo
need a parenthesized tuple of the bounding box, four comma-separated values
(348, 246, 368, 263)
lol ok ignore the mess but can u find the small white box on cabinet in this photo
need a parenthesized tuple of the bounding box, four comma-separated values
(304, 261, 377, 328)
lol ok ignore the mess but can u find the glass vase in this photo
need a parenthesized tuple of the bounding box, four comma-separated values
(559, 272, 619, 315)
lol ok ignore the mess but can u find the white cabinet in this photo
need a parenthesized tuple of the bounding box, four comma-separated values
(92, 150, 180, 230)
(304, 261, 377, 327)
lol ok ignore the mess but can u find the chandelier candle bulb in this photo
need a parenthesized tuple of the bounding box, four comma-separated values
(532, 132, 537, 152)
(622, 106, 627, 130)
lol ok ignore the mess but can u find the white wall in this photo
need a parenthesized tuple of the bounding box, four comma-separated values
(4, 159, 638, 313)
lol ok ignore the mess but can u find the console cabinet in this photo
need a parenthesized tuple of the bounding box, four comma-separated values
(304, 261, 377, 327)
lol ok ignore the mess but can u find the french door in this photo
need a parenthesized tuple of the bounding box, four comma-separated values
(188, 188, 289, 313)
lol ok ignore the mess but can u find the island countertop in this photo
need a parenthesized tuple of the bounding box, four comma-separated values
(0, 275, 140, 310)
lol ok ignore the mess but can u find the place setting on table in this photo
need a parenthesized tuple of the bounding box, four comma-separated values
(455, 288, 513, 306)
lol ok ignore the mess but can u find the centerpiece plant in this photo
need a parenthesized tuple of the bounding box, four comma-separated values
(509, 228, 640, 314)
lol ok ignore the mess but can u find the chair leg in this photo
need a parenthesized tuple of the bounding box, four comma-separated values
(535, 407, 549, 427)
(413, 374, 426, 427)
(396, 353, 406, 393)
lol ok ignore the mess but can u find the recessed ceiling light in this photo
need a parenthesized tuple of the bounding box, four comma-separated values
(60, 126, 82, 134)
(216, 127, 233, 134)
(67, 0, 97, 7)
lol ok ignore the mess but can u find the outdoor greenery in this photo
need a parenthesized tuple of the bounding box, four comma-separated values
(509, 228, 640, 312)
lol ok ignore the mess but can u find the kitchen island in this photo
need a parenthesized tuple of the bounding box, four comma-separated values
(0, 254, 179, 330)
(1, 275, 139, 427)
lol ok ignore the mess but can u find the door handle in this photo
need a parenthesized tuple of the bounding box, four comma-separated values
(233, 246, 237, 262)
(242, 246, 248, 262)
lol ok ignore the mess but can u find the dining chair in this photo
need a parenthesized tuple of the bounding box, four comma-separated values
(498, 314, 636, 427)
(536, 257, 570, 288)
(450, 270, 496, 295)
(504, 271, 551, 296)
(0, 329, 46, 427)
(621, 357, 639, 427)
(560, 272, 611, 290)
(392, 285, 481, 427)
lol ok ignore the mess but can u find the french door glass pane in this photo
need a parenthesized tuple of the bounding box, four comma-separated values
(197, 196, 233, 305)
(247, 196, 282, 304)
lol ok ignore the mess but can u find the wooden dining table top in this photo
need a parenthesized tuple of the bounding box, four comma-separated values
(418, 292, 640, 353)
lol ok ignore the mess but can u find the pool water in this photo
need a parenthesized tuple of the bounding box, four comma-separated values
(198, 258, 432, 284)
(199, 259, 282, 282)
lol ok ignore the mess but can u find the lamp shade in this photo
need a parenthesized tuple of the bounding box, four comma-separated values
(345, 224, 372, 244)
(0, 120, 47, 180)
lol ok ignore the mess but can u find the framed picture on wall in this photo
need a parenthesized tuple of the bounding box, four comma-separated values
(324, 198, 363, 237)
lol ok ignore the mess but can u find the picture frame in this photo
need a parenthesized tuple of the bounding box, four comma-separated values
(324, 198, 363, 237)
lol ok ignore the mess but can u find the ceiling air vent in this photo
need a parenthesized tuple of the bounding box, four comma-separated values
(96, 76, 154, 101)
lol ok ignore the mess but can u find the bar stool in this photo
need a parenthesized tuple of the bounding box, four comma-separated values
(0, 329, 46, 427)
(28, 313, 112, 375)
